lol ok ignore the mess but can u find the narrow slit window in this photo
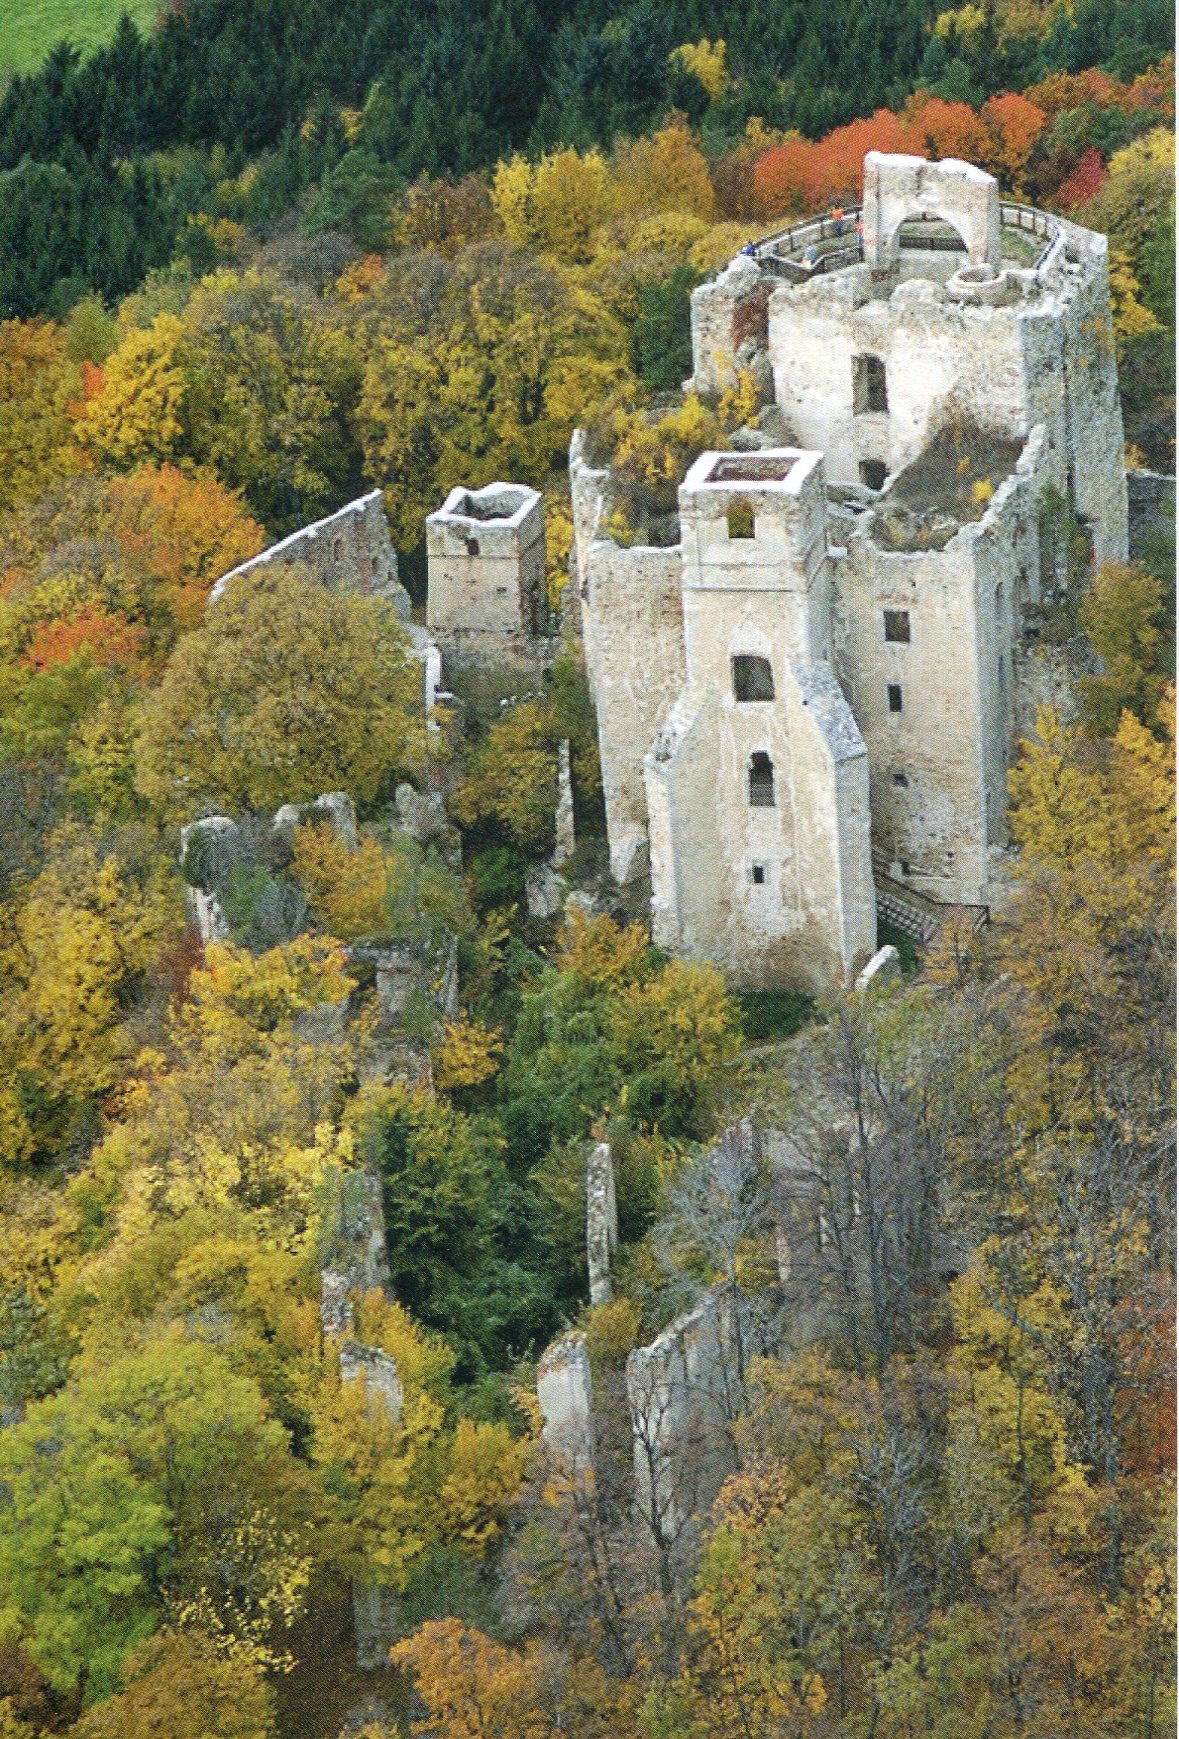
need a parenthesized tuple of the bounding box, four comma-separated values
(732, 654, 775, 702)
(726, 497, 756, 540)
(853, 353, 888, 414)
(887, 683, 904, 713)
(749, 863, 766, 885)
(748, 751, 775, 807)
(883, 608, 910, 643)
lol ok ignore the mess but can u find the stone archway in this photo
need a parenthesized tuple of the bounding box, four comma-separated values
(861, 151, 1000, 269)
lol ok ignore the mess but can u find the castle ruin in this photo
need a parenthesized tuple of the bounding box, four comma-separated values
(210, 152, 1132, 998)
(565, 150, 1128, 989)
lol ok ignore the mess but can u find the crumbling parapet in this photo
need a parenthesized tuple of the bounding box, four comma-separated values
(586, 1141, 619, 1307)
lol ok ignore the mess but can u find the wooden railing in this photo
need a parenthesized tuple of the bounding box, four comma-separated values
(755, 199, 1063, 279)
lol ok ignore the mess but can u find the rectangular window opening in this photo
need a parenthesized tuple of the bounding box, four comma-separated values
(748, 752, 776, 807)
(732, 653, 775, 702)
(853, 353, 888, 414)
(887, 683, 904, 714)
(859, 460, 888, 491)
(750, 863, 766, 886)
(883, 608, 910, 644)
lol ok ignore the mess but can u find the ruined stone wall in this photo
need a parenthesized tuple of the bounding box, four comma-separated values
(537, 1331, 594, 1470)
(581, 538, 686, 886)
(768, 272, 1030, 493)
(689, 253, 771, 395)
(210, 490, 408, 611)
(626, 1291, 742, 1538)
(586, 1141, 619, 1308)
(1041, 224, 1127, 562)
(645, 690, 722, 958)
(764, 226, 1126, 562)
(834, 430, 1044, 903)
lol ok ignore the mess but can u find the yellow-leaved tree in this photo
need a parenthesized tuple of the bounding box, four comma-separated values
(135, 565, 424, 817)
(0, 317, 81, 512)
(0, 826, 178, 1165)
(75, 313, 186, 469)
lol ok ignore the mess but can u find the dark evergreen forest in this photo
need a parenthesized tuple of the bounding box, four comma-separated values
(0, 0, 1172, 316)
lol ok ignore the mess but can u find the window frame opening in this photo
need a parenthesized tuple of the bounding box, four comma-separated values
(883, 607, 910, 644)
(748, 751, 776, 808)
(726, 497, 756, 540)
(732, 653, 775, 703)
(859, 459, 888, 491)
(887, 683, 904, 714)
(853, 353, 888, 414)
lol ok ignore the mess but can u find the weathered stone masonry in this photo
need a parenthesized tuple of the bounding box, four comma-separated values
(571, 151, 1129, 989)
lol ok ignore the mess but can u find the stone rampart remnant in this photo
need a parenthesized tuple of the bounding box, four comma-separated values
(586, 1141, 619, 1307)
(339, 1341, 403, 1424)
(208, 492, 442, 714)
(272, 789, 358, 852)
(178, 815, 237, 944)
(626, 1290, 743, 1540)
(854, 943, 901, 993)
(537, 1330, 594, 1471)
(209, 490, 408, 610)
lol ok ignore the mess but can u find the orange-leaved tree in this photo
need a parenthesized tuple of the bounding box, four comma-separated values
(105, 464, 266, 630)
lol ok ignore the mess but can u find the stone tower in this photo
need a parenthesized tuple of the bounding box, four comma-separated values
(426, 481, 547, 673)
(644, 449, 875, 990)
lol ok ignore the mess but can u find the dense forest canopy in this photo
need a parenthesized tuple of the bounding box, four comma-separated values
(0, 0, 1172, 315)
(0, 0, 1174, 1735)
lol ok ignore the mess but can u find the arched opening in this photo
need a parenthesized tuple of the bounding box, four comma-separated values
(748, 751, 775, 807)
(732, 654, 775, 702)
(889, 212, 969, 261)
(726, 497, 756, 540)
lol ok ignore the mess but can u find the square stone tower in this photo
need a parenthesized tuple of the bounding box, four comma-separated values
(426, 482, 547, 671)
(643, 450, 876, 990)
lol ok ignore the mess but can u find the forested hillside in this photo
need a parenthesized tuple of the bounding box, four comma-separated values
(0, 1, 1174, 1735)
